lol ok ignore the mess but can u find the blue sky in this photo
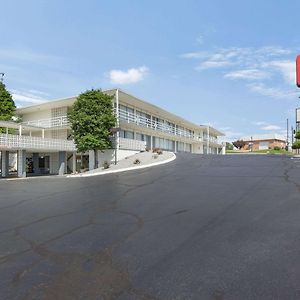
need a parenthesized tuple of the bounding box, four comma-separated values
(1, 0, 300, 141)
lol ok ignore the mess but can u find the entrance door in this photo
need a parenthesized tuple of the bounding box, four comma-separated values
(39, 156, 50, 174)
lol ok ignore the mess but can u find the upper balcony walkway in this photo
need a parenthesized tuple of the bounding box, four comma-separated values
(21, 110, 221, 144)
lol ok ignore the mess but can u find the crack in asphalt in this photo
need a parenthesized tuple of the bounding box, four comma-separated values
(1, 173, 164, 299)
(5, 156, 294, 299)
(13, 209, 155, 300)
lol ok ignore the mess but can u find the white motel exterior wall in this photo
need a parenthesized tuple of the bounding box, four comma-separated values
(0, 89, 224, 177)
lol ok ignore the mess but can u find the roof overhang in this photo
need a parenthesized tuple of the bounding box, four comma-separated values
(16, 88, 225, 136)
(199, 125, 225, 137)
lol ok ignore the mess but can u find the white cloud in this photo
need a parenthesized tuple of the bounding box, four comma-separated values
(196, 35, 204, 44)
(261, 125, 281, 130)
(247, 83, 298, 99)
(263, 60, 295, 84)
(0, 48, 62, 64)
(109, 66, 148, 84)
(180, 51, 209, 59)
(181, 45, 299, 99)
(12, 89, 48, 107)
(256, 46, 292, 56)
(219, 130, 243, 142)
(196, 60, 232, 71)
(253, 121, 267, 126)
(219, 126, 231, 131)
(28, 89, 50, 96)
(224, 69, 270, 80)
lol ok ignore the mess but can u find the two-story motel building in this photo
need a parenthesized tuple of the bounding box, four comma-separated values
(0, 89, 224, 178)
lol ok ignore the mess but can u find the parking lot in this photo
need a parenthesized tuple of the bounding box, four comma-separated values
(1, 154, 300, 299)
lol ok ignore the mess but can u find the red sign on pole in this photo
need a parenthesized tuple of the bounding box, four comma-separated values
(296, 55, 300, 87)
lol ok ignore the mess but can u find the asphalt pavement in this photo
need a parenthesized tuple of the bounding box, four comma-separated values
(1, 153, 300, 300)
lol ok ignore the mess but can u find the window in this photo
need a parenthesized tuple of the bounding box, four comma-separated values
(119, 130, 134, 139)
(118, 105, 134, 122)
(136, 133, 145, 141)
(177, 142, 185, 152)
(125, 131, 134, 139)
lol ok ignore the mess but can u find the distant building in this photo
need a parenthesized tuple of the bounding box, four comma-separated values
(239, 134, 286, 151)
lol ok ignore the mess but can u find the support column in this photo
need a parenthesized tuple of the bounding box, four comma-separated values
(89, 150, 95, 171)
(1, 150, 9, 177)
(222, 143, 226, 155)
(72, 152, 77, 173)
(207, 126, 210, 155)
(17, 150, 26, 178)
(115, 89, 120, 161)
(174, 141, 177, 153)
(58, 151, 66, 176)
(150, 136, 153, 150)
(32, 153, 40, 174)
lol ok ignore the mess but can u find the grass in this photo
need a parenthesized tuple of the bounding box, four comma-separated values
(226, 149, 293, 155)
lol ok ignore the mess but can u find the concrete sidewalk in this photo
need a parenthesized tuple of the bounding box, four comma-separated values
(70, 151, 176, 177)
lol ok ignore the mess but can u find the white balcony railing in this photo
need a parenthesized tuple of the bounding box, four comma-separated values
(203, 136, 219, 144)
(119, 137, 146, 151)
(0, 134, 76, 152)
(118, 108, 196, 140)
(22, 116, 69, 128)
(21, 111, 216, 143)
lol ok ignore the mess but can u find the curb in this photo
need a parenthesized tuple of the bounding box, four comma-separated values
(1, 153, 176, 182)
(67, 152, 177, 178)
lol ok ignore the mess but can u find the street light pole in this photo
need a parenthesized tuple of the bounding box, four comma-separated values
(286, 118, 289, 151)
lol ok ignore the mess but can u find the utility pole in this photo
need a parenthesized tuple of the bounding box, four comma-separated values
(286, 118, 289, 151)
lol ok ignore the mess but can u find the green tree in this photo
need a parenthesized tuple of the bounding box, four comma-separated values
(0, 82, 16, 132)
(232, 140, 246, 150)
(226, 142, 233, 150)
(295, 130, 300, 140)
(292, 141, 300, 150)
(68, 89, 117, 168)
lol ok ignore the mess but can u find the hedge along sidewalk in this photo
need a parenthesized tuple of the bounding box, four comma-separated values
(68, 151, 176, 178)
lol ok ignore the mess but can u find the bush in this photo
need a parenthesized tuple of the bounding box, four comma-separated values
(153, 148, 163, 155)
(226, 142, 233, 150)
(103, 161, 110, 169)
(133, 158, 141, 165)
(295, 131, 300, 139)
(292, 141, 300, 149)
(273, 146, 281, 151)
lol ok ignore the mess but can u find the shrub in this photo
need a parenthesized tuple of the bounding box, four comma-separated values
(295, 131, 300, 139)
(153, 148, 163, 155)
(133, 158, 141, 165)
(103, 161, 110, 169)
(292, 141, 300, 149)
(273, 146, 281, 151)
